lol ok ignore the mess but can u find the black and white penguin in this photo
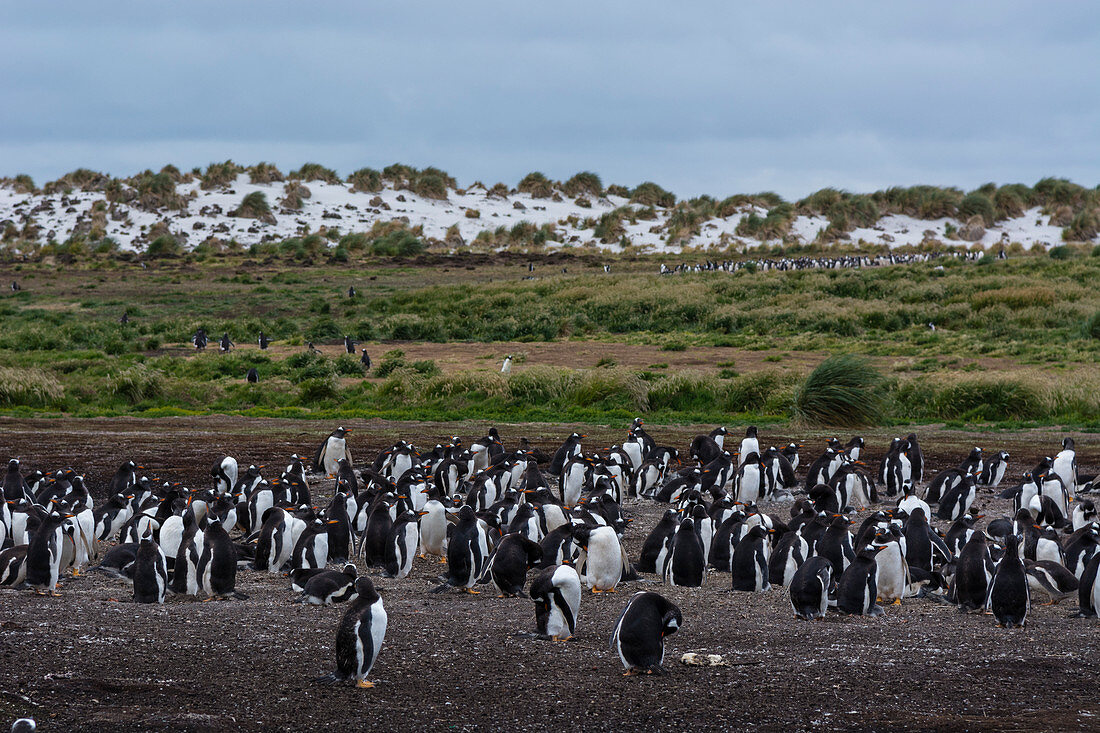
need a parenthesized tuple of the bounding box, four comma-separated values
(360, 349, 371, 370)
(344, 335, 357, 354)
(0, 545, 29, 587)
(300, 564, 359, 606)
(817, 515, 856, 578)
(549, 433, 584, 476)
(485, 532, 543, 596)
(93, 492, 134, 543)
(836, 544, 886, 616)
(529, 563, 582, 640)
(559, 454, 591, 508)
(610, 591, 682, 675)
(170, 512, 205, 596)
(788, 556, 833, 620)
(937, 473, 977, 521)
(210, 455, 238, 495)
(538, 522, 576, 569)
(312, 427, 353, 476)
(906, 433, 925, 485)
(979, 451, 1010, 488)
(197, 518, 244, 600)
(768, 530, 810, 588)
(26, 512, 67, 595)
(192, 328, 208, 350)
(219, 332, 234, 352)
(730, 524, 772, 592)
(689, 427, 726, 464)
(292, 519, 331, 570)
(3, 458, 28, 502)
(1075, 553, 1100, 618)
(1053, 437, 1078, 498)
(738, 426, 760, 467)
(360, 494, 398, 567)
(246, 368, 259, 383)
(636, 510, 678, 575)
(1024, 560, 1079, 604)
(662, 516, 706, 588)
(10, 719, 35, 733)
(383, 510, 420, 579)
(574, 524, 624, 593)
(436, 505, 492, 593)
(316, 577, 387, 689)
(988, 534, 1029, 628)
(871, 527, 910, 605)
(132, 531, 168, 604)
(258, 331, 270, 350)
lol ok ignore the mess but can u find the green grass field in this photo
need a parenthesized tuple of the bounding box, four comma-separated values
(1, 248, 1098, 428)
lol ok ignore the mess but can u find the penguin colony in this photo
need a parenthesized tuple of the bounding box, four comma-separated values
(659, 249, 986, 275)
(1, 425, 1095, 693)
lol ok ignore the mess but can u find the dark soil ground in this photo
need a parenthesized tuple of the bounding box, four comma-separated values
(1, 417, 1099, 732)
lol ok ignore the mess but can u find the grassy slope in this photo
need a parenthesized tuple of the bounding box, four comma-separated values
(0, 251, 1098, 427)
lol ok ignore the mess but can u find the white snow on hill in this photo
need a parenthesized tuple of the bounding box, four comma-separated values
(0, 175, 1084, 254)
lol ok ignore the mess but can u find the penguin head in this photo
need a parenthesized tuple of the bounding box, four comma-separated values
(342, 563, 358, 578)
(353, 577, 380, 603)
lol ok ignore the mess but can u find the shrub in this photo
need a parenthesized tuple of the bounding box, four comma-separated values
(410, 170, 449, 200)
(111, 364, 164, 404)
(231, 191, 274, 223)
(1063, 209, 1100, 242)
(348, 167, 383, 193)
(1086, 311, 1100, 339)
(248, 162, 284, 184)
(374, 349, 408, 377)
(517, 172, 554, 198)
(0, 367, 64, 406)
(298, 375, 340, 403)
(563, 171, 603, 197)
(371, 230, 426, 256)
(630, 182, 676, 208)
(201, 160, 243, 190)
(290, 163, 340, 184)
(959, 192, 995, 226)
(146, 234, 182, 258)
(793, 355, 886, 426)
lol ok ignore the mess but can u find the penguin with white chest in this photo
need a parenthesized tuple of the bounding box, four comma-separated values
(529, 563, 582, 640)
(610, 591, 682, 676)
(312, 427, 353, 476)
(574, 524, 624, 593)
(299, 564, 359, 606)
(987, 534, 1029, 628)
(836, 545, 886, 616)
(435, 505, 492, 593)
(788, 556, 833, 620)
(26, 512, 68, 595)
(132, 531, 168, 604)
(316, 577, 387, 689)
(383, 510, 420, 579)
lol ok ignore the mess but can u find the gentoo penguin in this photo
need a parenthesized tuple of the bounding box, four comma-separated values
(3, 458, 28, 501)
(485, 532, 543, 596)
(360, 495, 398, 567)
(219, 332, 233, 352)
(906, 433, 925, 485)
(737, 426, 760, 467)
(788, 556, 834, 620)
(26, 512, 68, 595)
(574, 524, 624, 593)
(1053, 437, 1078, 498)
(360, 349, 371, 370)
(246, 368, 259, 383)
(258, 331, 270, 350)
(559, 454, 591, 508)
(872, 527, 910, 605)
(730, 524, 771, 592)
(689, 428, 726, 464)
(312, 427, 353, 476)
(501, 355, 512, 374)
(538, 523, 577, 569)
(610, 591, 682, 675)
(662, 516, 706, 588)
(987, 534, 1029, 628)
(817, 515, 856, 578)
(979, 451, 1010, 488)
(300, 564, 359, 606)
(769, 530, 810, 587)
(316, 577, 387, 689)
(417, 485, 450, 561)
(529, 563, 582, 640)
(211, 456, 238, 495)
(836, 544, 886, 616)
(0, 545, 29, 587)
(344, 335, 357, 354)
(1024, 560, 1078, 604)
(1075, 553, 1100, 618)
(197, 518, 244, 600)
(735, 453, 771, 504)
(192, 328, 208, 350)
(382, 510, 420, 579)
(637, 510, 679, 574)
(549, 433, 584, 476)
(937, 473, 977, 521)
(292, 519, 331, 570)
(11, 719, 35, 733)
(436, 505, 492, 593)
(132, 531, 168, 604)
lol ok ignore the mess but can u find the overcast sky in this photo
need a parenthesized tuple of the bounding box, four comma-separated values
(1, 1, 1097, 198)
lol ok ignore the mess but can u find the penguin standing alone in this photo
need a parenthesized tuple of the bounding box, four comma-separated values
(313, 427, 353, 476)
(316, 577, 387, 689)
(610, 591, 682, 676)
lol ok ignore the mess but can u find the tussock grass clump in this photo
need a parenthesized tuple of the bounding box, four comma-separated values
(897, 375, 1047, 422)
(563, 172, 602, 198)
(230, 192, 275, 223)
(348, 167, 383, 193)
(1064, 209, 1100, 243)
(146, 234, 182, 258)
(0, 367, 64, 406)
(201, 160, 244, 190)
(566, 369, 649, 412)
(793, 355, 886, 427)
(507, 366, 575, 404)
(425, 371, 507, 400)
(371, 230, 426, 256)
(1085, 311, 1100, 339)
(248, 162, 284, 184)
(970, 286, 1057, 310)
(44, 168, 113, 194)
(959, 192, 995, 227)
(290, 163, 340, 184)
(630, 182, 675, 208)
(111, 364, 164, 404)
(517, 172, 554, 199)
(280, 181, 311, 210)
(297, 375, 340, 404)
